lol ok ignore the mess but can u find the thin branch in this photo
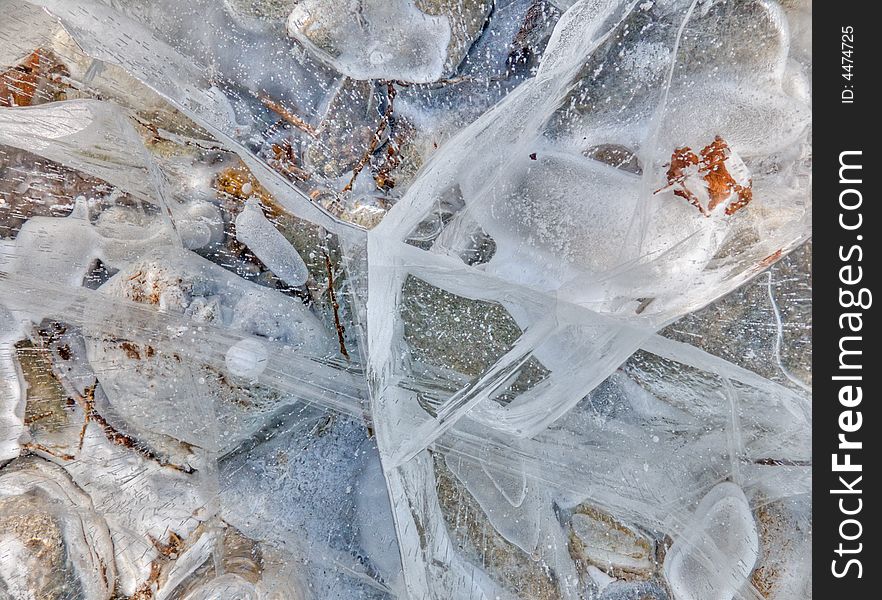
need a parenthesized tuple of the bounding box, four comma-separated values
(323, 251, 350, 360)
(22, 442, 75, 462)
(342, 81, 397, 194)
(258, 92, 319, 138)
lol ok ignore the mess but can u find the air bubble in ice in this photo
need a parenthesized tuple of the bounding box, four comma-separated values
(664, 482, 759, 600)
(235, 198, 309, 287)
(225, 338, 269, 379)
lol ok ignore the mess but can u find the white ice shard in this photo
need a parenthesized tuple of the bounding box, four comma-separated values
(664, 482, 760, 600)
(0, 196, 100, 287)
(0, 100, 163, 205)
(0, 306, 26, 462)
(236, 197, 310, 287)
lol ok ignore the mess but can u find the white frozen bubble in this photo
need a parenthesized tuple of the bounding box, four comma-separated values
(225, 338, 270, 379)
(664, 482, 759, 600)
(235, 198, 309, 287)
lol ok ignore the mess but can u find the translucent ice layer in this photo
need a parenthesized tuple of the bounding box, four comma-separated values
(1, 0, 811, 598)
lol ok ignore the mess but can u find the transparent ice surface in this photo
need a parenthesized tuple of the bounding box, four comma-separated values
(1, 0, 811, 598)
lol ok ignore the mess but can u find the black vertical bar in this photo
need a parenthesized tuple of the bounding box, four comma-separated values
(814, 2, 876, 597)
